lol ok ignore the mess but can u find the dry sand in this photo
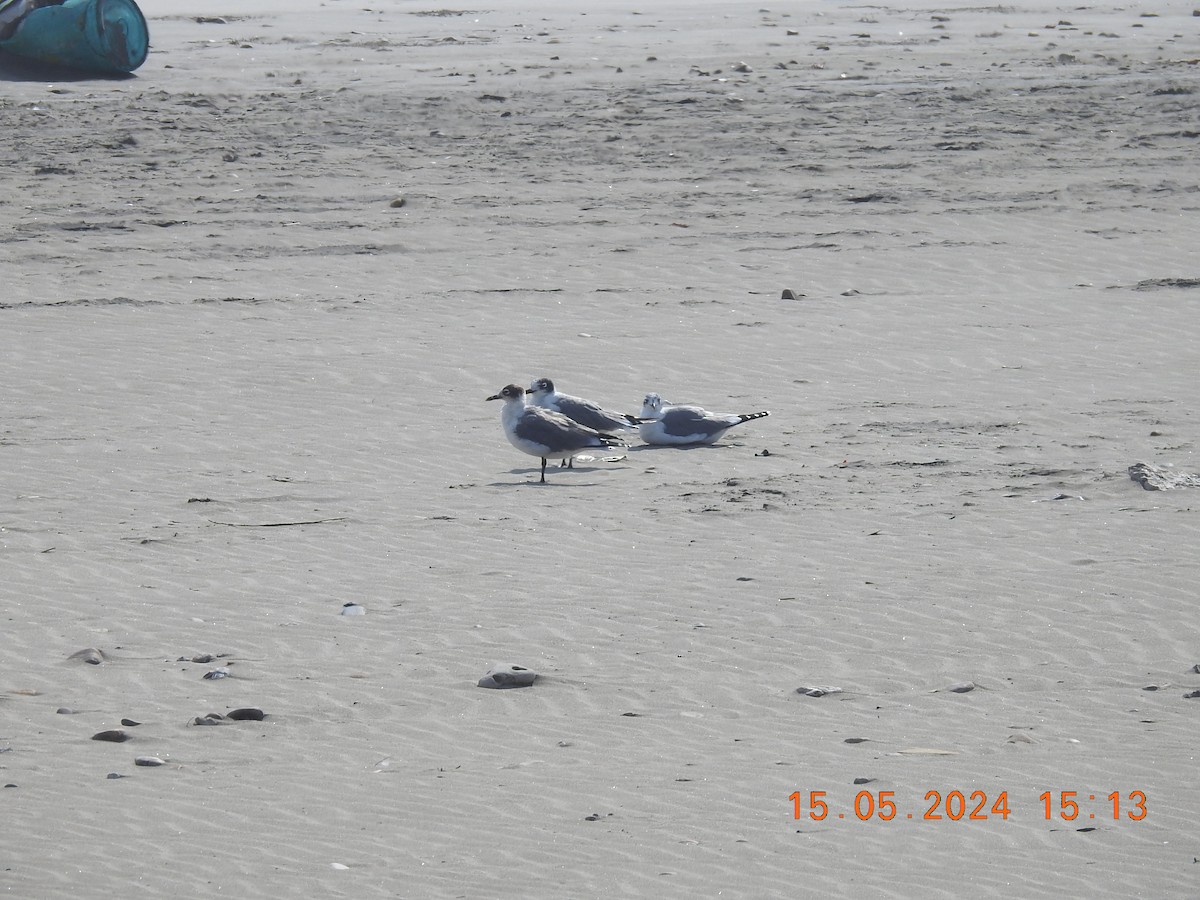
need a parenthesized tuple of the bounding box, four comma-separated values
(2, 0, 1200, 896)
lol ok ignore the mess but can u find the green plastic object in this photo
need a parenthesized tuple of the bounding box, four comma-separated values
(0, 0, 148, 74)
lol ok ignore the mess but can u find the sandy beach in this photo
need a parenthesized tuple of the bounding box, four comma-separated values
(2, 0, 1199, 896)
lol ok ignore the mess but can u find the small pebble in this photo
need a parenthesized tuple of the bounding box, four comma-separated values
(1183, 690, 1200, 699)
(797, 686, 842, 698)
(946, 681, 976, 693)
(192, 714, 225, 726)
(106, 773, 126, 779)
(56, 707, 77, 715)
(203, 668, 231, 680)
(120, 718, 141, 727)
(388, 197, 406, 208)
(92, 730, 130, 743)
(69, 648, 106, 665)
(134, 756, 166, 767)
(227, 707, 266, 721)
(478, 663, 538, 689)
(780, 289, 801, 300)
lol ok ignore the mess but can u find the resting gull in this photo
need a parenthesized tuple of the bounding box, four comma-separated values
(487, 384, 625, 483)
(637, 392, 771, 446)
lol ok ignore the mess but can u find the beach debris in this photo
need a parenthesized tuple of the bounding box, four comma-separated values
(227, 707, 266, 721)
(192, 713, 225, 726)
(898, 747, 957, 756)
(202, 667, 232, 680)
(340, 602, 366, 616)
(1183, 690, 1200, 699)
(134, 756, 166, 767)
(92, 730, 130, 743)
(796, 685, 843, 698)
(1129, 462, 1200, 490)
(477, 663, 538, 689)
(0, 0, 149, 74)
(68, 648, 107, 665)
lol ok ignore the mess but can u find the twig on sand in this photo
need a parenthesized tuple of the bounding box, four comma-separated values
(207, 517, 348, 527)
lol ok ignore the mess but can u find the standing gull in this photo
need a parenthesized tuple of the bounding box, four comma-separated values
(527, 377, 638, 467)
(486, 384, 625, 483)
(637, 392, 771, 446)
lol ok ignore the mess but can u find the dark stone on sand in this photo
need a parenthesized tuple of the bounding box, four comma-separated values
(946, 681, 976, 693)
(134, 756, 165, 767)
(478, 664, 537, 689)
(780, 289, 800, 300)
(202, 668, 231, 680)
(69, 648, 107, 665)
(192, 713, 225, 726)
(1183, 690, 1200, 699)
(227, 707, 266, 721)
(853, 777, 875, 785)
(92, 730, 130, 743)
(56, 708, 77, 715)
(106, 773, 126, 779)
(844, 737, 869, 744)
(120, 719, 141, 727)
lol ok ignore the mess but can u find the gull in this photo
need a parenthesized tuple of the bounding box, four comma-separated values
(637, 392, 771, 446)
(526, 376, 639, 467)
(486, 384, 625, 483)
(527, 377, 639, 434)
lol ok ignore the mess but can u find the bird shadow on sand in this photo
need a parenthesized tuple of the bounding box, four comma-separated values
(627, 443, 729, 453)
(489, 461, 631, 486)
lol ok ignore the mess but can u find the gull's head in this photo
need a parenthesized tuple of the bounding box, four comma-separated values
(486, 384, 528, 404)
(527, 377, 554, 398)
(641, 392, 666, 417)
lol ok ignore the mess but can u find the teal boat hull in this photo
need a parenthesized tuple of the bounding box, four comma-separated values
(0, 0, 148, 74)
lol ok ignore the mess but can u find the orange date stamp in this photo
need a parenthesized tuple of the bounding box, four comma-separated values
(789, 790, 1147, 822)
